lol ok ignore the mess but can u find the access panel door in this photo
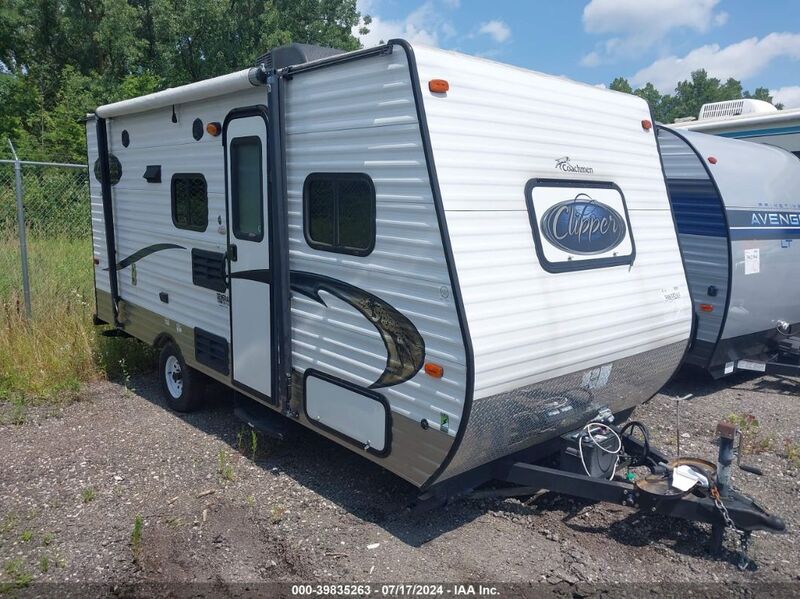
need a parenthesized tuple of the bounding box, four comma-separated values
(225, 112, 272, 401)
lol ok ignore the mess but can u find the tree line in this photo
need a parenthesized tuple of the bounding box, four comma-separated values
(0, 1, 782, 164)
(608, 71, 782, 124)
(0, 0, 369, 162)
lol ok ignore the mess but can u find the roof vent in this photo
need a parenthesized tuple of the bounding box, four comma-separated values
(254, 43, 344, 71)
(698, 98, 778, 120)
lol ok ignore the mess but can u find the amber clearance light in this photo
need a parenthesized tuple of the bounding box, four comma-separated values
(428, 79, 449, 93)
(641, 119, 652, 130)
(206, 121, 222, 136)
(700, 303, 714, 312)
(424, 362, 444, 378)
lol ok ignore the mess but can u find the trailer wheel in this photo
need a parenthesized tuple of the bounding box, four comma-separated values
(158, 342, 204, 412)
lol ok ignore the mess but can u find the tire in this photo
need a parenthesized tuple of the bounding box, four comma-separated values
(158, 342, 204, 412)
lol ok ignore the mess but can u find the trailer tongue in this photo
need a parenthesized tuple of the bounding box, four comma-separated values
(418, 414, 785, 570)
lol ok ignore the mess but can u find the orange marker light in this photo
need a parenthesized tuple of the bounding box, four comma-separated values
(428, 79, 449, 93)
(424, 362, 444, 378)
(206, 121, 222, 136)
(641, 119, 652, 130)
(707, 156, 718, 164)
(700, 304, 714, 312)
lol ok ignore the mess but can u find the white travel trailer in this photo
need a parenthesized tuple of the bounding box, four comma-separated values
(672, 99, 800, 159)
(658, 125, 800, 378)
(87, 40, 695, 493)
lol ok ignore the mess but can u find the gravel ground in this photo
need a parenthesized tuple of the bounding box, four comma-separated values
(1, 367, 799, 596)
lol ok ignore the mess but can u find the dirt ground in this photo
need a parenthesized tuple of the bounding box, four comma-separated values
(1, 366, 799, 597)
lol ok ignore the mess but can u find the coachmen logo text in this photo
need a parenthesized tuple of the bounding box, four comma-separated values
(541, 193, 626, 255)
(555, 156, 594, 174)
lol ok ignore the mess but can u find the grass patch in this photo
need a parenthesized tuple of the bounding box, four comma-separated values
(0, 234, 155, 408)
(81, 487, 96, 503)
(726, 412, 774, 455)
(218, 448, 234, 482)
(19, 530, 32, 542)
(130, 514, 143, 558)
(782, 439, 800, 468)
(2, 558, 33, 590)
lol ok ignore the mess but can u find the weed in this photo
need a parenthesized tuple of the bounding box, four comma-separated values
(726, 412, 770, 455)
(218, 448, 234, 482)
(0, 236, 156, 402)
(130, 514, 143, 557)
(38, 556, 49, 573)
(20, 530, 32, 542)
(42, 532, 53, 546)
(250, 428, 258, 460)
(81, 487, 96, 503)
(0, 514, 17, 535)
(782, 439, 800, 468)
(2, 558, 33, 589)
(269, 505, 286, 524)
(246, 495, 256, 508)
(236, 428, 246, 454)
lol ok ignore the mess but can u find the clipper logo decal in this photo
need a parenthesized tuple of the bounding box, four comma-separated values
(540, 194, 627, 255)
(555, 156, 594, 174)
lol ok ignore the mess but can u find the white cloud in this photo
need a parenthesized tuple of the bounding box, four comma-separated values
(631, 33, 800, 92)
(442, 0, 460, 8)
(581, 0, 726, 65)
(353, 1, 456, 48)
(772, 86, 800, 108)
(477, 20, 511, 44)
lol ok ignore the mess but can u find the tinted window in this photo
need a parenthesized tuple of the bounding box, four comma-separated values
(303, 173, 375, 256)
(171, 174, 207, 231)
(231, 136, 264, 241)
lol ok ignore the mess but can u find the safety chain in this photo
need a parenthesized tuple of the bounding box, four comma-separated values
(711, 485, 752, 570)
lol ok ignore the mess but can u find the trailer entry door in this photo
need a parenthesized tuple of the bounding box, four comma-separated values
(225, 112, 273, 401)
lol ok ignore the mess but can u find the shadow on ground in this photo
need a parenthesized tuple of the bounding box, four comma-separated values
(123, 367, 749, 569)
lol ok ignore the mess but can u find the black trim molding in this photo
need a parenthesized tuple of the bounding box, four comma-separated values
(387, 39, 475, 490)
(303, 369, 392, 457)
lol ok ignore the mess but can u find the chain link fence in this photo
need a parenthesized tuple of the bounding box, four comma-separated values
(0, 157, 91, 319)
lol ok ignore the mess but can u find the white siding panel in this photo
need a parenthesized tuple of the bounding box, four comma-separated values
(88, 89, 264, 340)
(414, 45, 692, 400)
(285, 50, 468, 449)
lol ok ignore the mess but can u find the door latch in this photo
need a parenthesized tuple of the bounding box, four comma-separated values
(228, 244, 238, 262)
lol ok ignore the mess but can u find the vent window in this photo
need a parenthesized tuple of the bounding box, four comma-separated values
(171, 174, 208, 232)
(303, 173, 375, 256)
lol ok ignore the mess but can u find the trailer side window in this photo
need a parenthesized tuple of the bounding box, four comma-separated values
(171, 174, 208, 232)
(303, 173, 375, 256)
(230, 136, 264, 242)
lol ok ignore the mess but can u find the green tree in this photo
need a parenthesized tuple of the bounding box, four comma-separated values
(607, 69, 784, 123)
(609, 77, 632, 94)
(0, 0, 367, 161)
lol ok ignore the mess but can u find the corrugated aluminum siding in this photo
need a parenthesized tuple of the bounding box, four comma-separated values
(88, 88, 265, 345)
(284, 48, 467, 485)
(414, 45, 692, 400)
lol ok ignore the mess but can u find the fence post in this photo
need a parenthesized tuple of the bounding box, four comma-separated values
(8, 139, 32, 318)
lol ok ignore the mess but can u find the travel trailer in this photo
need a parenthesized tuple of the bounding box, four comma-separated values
(672, 98, 800, 158)
(87, 39, 697, 492)
(658, 125, 800, 377)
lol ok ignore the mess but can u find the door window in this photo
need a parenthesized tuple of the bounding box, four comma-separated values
(231, 136, 264, 241)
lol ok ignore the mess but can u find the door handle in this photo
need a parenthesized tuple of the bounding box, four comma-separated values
(228, 244, 238, 262)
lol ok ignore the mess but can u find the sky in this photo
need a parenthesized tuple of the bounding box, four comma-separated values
(352, 0, 800, 109)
